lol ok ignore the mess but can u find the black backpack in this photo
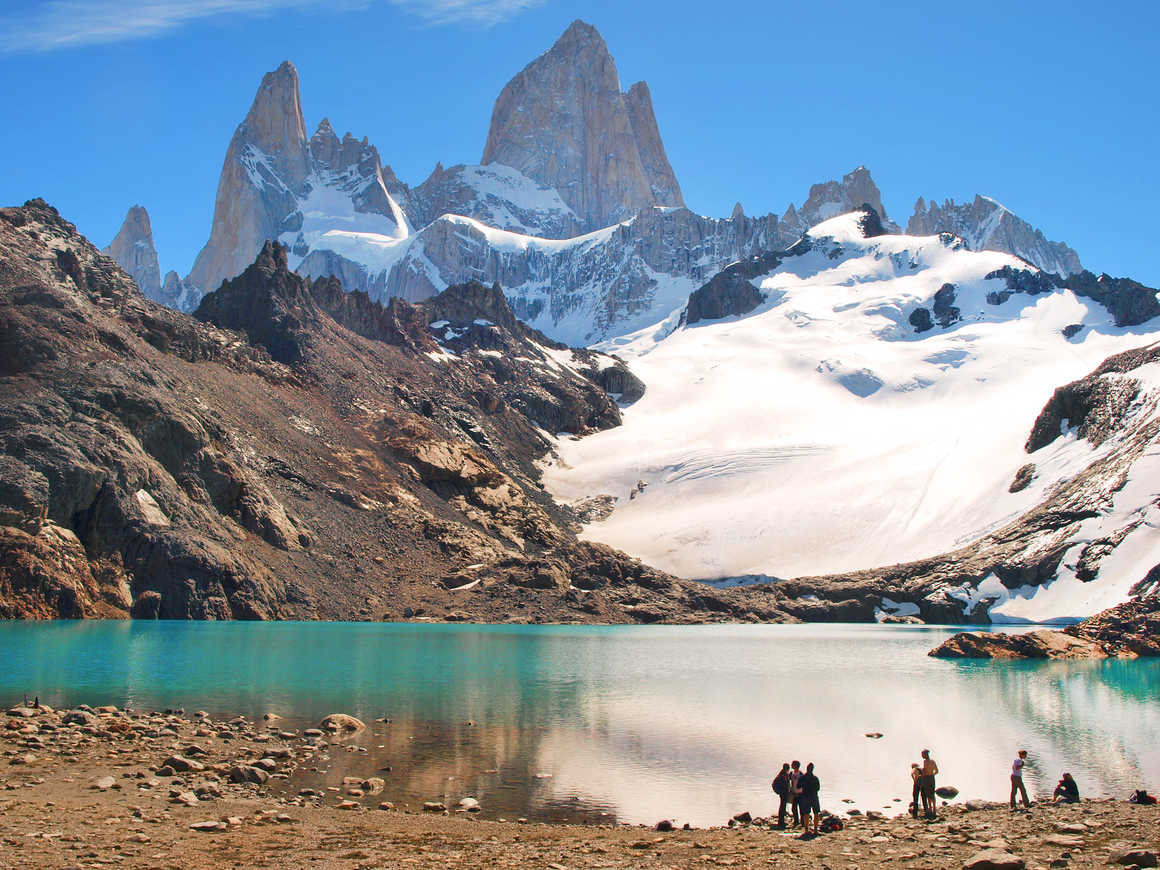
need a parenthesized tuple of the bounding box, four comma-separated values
(772, 772, 789, 797)
(1129, 789, 1157, 805)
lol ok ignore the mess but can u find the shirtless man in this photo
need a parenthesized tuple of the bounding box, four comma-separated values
(919, 749, 939, 819)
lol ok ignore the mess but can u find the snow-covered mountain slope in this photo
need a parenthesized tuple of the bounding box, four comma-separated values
(408, 162, 582, 239)
(908, 194, 1083, 276)
(541, 211, 1160, 620)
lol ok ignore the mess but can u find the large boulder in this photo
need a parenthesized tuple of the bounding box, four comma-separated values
(930, 629, 1105, 659)
(962, 850, 1025, 870)
(318, 714, 366, 735)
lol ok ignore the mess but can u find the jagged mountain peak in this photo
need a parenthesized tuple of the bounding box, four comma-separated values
(187, 60, 405, 304)
(481, 19, 683, 229)
(241, 60, 309, 186)
(552, 18, 607, 55)
(907, 193, 1083, 277)
(195, 240, 317, 365)
(103, 203, 161, 300)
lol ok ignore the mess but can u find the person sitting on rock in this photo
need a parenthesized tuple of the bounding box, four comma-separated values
(1053, 772, 1079, 803)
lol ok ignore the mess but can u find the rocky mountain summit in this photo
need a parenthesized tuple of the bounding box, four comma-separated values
(186, 61, 407, 304)
(481, 20, 684, 229)
(0, 198, 806, 624)
(908, 194, 1083, 276)
(103, 205, 161, 300)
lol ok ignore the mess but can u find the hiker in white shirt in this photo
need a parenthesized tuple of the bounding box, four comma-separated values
(1010, 749, 1031, 809)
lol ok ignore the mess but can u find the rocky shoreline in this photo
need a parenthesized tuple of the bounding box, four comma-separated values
(4, 702, 1159, 869)
(929, 593, 1160, 659)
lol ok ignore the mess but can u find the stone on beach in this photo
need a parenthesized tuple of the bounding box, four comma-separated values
(318, 714, 366, 735)
(1112, 851, 1159, 868)
(229, 765, 269, 784)
(164, 755, 205, 773)
(962, 849, 1025, 870)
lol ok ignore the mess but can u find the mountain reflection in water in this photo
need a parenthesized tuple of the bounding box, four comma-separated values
(2, 622, 1156, 826)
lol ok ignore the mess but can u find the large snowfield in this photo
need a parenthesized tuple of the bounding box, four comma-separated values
(541, 214, 1160, 618)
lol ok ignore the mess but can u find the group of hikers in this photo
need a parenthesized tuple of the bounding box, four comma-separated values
(772, 747, 1093, 829)
(770, 761, 824, 835)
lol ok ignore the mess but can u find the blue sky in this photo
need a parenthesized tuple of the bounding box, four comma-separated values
(0, 0, 1156, 285)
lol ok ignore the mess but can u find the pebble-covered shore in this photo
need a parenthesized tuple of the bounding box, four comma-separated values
(3, 703, 1158, 869)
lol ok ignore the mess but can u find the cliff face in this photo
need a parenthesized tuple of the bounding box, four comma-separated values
(908, 194, 1083, 276)
(481, 20, 684, 229)
(0, 198, 794, 625)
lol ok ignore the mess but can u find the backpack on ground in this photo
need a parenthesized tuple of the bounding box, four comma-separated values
(820, 815, 844, 833)
(1129, 789, 1157, 805)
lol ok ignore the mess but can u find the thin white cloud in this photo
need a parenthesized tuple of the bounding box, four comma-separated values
(387, 0, 546, 26)
(0, 0, 543, 54)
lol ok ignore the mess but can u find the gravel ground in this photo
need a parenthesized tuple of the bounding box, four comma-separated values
(3, 703, 1158, 869)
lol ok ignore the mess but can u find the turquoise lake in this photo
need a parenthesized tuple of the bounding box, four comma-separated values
(2, 621, 1158, 826)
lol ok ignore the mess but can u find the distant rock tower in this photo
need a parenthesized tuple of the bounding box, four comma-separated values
(481, 20, 685, 230)
(104, 205, 161, 299)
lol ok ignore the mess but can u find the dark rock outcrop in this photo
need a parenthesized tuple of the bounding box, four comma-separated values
(1024, 343, 1160, 452)
(685, 250, 789, 325)
(986, 266, 1160, 328)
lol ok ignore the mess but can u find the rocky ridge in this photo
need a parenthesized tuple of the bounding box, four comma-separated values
(0, 198, 799, 624)
(909, 194, 1083, 276)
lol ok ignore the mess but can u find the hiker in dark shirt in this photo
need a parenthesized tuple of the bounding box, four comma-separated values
(797, 762, 821, 836)
(771, 763, 791, 828)
(1053, 772, 1079, 803)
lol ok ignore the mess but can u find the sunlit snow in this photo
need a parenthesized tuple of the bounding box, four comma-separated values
(542, 213, 1159, 616)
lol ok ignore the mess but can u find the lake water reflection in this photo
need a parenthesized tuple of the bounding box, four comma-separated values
(2, 621, 1157, 826)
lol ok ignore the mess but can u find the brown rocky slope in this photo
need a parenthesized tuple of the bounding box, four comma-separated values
(0, 198, 800, 623)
